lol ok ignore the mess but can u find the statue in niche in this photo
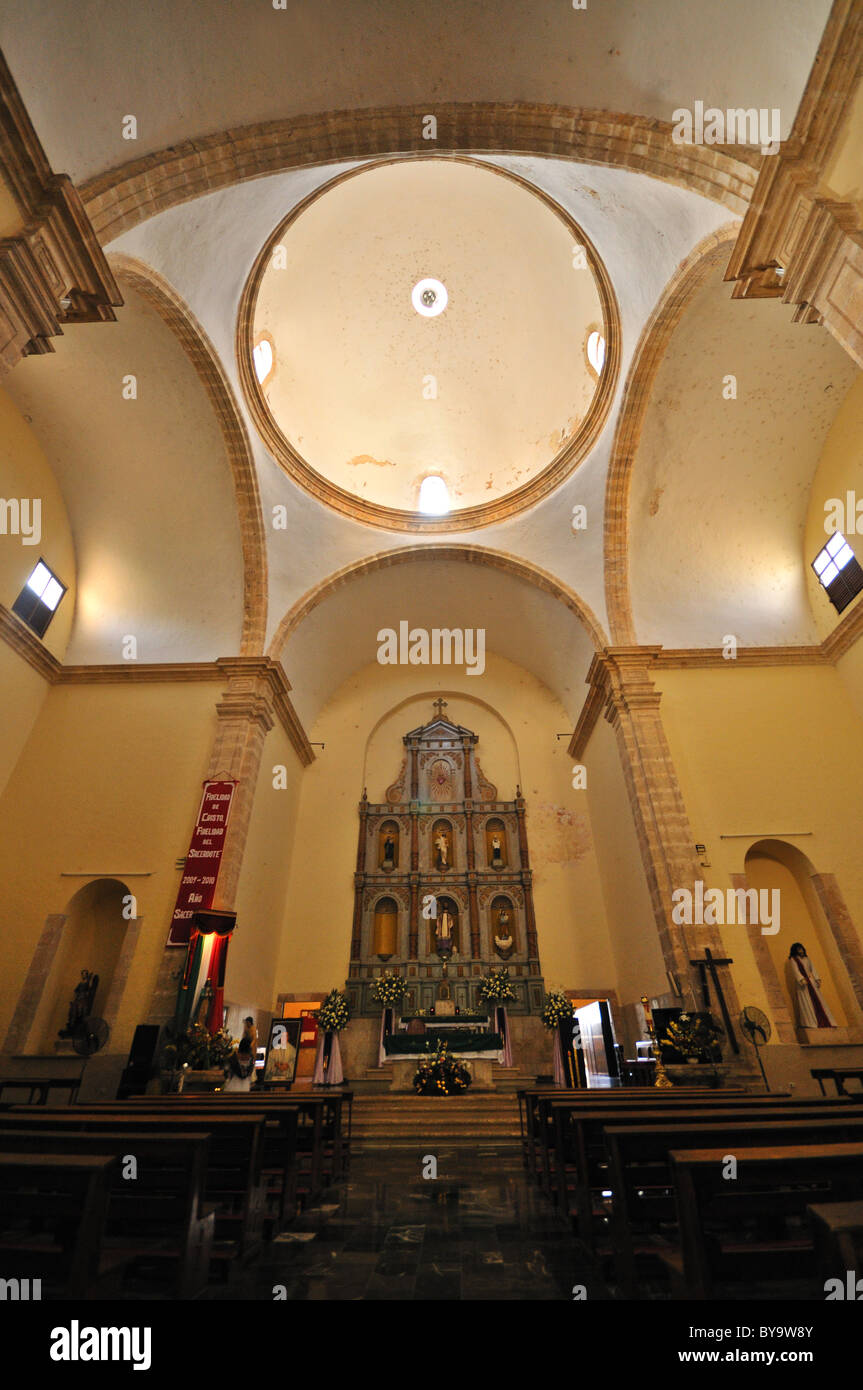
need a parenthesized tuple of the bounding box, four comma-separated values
(59, 969, 99, 1038)
(786, 941, 836, 1028)
(434, 827, 451, 870)
(435, 907, 456, 956)
(494, 906, 514, 959)
(382, 833, 396, 870)
(491, 834, 503, 868)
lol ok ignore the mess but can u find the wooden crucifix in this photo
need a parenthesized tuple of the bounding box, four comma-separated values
(432, 698, 448, 719)
(688, 946, 739, 1053)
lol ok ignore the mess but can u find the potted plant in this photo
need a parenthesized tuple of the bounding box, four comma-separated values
(541, 988, 576, 1087)
(659, 1012, 726, 1086)
(477, 967, 516, 1065)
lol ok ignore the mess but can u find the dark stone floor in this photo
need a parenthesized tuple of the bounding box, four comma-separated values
(226, 1147, 606, 1300)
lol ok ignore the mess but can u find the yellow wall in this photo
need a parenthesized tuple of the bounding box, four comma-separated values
(583, 713, 667, 1004)
(274, 653, 616, 998)
(804, 373, 863, 647)
(0, 389, 75, 659)
(0, 680, 218, 1055)
(0, 389, 77, 798)
(656, 663, 863, 1038)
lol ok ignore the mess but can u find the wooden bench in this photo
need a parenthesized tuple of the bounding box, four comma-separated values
(540, 1093, 804, 1215)
(0, 1129, 213, 1298)
(121, 1098, 301, 1233)
(0, 1152, 124, 1298)
(667, 1141, 863, 1298)
(546, 1098, 863, 1251)
(0, 1075, 82, 1106)
(811, 1067, 863, 1097)
(605, 1113, 863, 1297)
(807, 1199, 863, 1289)
(1, 1109, 266, 1277)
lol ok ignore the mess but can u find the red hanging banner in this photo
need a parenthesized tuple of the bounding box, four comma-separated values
(166, 780, 237, 947)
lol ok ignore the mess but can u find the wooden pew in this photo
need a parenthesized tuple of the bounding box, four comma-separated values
(0, 1130, 213, 1298)
(667, 1141, 863, 1298)
(0, 1152, 123, 1299)
(605, 1114, 863, 1297)
(807, 1199, 863, 1290)
(546, 1099, 863, 1251)
(518, 1086, 757, 1181)
(540, 1092, 807, 1213)
(1, 1110, 267, 1277)
(0, 1075, 83, 1106)
(120, 1097, 302, 1232)
(811, 1067, 863, 1097)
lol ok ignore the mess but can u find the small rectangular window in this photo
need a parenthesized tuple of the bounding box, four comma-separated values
(12, 559, 67, 637)
(811, 533, 863, 615)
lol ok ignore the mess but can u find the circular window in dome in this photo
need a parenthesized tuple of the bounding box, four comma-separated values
(238, 158, 619, 532)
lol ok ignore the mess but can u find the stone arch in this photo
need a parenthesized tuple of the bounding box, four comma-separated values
(603, 224, 740, 644)
(109, 254, 268, 655)
(740, 838, 863, 1042)
(3, 877, 141, 1055)
(268, 543, 609, 665)
(81, 107, 758, 244)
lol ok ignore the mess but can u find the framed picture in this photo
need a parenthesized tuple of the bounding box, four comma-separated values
(263, 1017, 300, 1084)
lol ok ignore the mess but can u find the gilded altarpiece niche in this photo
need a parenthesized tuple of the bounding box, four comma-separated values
(346, 708, 545, 1016)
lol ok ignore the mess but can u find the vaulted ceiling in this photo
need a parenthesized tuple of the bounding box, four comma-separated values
(1, 0, 856, 709)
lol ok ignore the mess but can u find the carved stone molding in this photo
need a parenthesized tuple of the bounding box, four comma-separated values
(725, 1, 863, 366)
(0, 50, 121, 377)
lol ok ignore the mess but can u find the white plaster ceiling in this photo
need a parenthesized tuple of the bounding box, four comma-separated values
(3, 287, 246, 664)
(111, 156, 732, 661)
(253, 159, 603, 514)
(629, 275, 859, 648)
(281, 556, 597, 731)
(0, 0, 832, 184)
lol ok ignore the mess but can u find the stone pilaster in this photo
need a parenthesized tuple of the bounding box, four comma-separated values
(592, 648, 741, 1023)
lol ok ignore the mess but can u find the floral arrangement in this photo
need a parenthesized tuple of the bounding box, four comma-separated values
(661, 1012, 723, 1063)
(541, 989, 573, 1031)
(162, 1023, 235, 1071)
(370, 973, 407, 1008)
(317, 989, 351, 1033)
(413, 1042, 472, 1096)
(477, 967, 516, 1004)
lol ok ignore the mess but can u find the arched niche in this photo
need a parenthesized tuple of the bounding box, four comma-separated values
(372, 896, 399, 960)
(744, 840, 854, 1033)
(378, 819, 400, 871)
(428, 896, 460, 955)
(485, 817, 507, 869)
(35, 878, 132, 1052)
(432, 819, 455, 872)
(490, 895, 516, 958)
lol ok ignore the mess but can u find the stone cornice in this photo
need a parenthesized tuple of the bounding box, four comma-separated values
(570, 634, 852, 757)
(0, 603, 60, 682)
(0, 50, 121, 376)
(724, 1, 863, 365)
(0, 621, 313, 766)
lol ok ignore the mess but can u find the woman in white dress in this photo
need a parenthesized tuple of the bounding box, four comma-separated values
(223, 1036, 255, 1092)
(786, 942, 837, 1028)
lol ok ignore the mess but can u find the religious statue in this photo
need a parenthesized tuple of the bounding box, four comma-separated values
(59, 969, 98, 1038)
(435, 908, 455, 957)
(195, 978, 215, 1028)
(491, 833, 503, 867)
(435, 829, 450, 870)
(494, 907, 514, 958)
(382, 833, 396, 870)
(786, 942, 836, 1028)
